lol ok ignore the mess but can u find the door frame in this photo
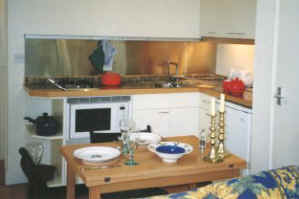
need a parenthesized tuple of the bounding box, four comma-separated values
(251, 0, 278, 173)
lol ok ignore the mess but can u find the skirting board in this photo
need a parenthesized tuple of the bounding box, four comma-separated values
(0, 160, 4, 185)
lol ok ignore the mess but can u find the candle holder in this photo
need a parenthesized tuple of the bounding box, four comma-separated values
(204, 114, 217, 163)
(215, 111, 229, 162)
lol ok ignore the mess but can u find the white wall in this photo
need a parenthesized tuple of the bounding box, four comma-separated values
(0, 0, 8, 162)
(216, 44, 255, 77)
(0, 67, 8, 161)
(0, 0, 7, 65)
(7, 0, 201, 184)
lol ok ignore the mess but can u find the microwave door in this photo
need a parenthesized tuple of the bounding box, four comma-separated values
(76, 108, 111, 132)
(70, 104, 114, 139)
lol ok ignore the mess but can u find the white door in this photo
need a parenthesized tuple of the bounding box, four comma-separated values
(271, 0, 299, 169)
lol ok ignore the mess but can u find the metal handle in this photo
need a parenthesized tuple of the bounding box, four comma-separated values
(274, 87, 284, 106)
(159, 112, 169, 114)
(202, 99, 210, 104)
(225, 32, 246, 35)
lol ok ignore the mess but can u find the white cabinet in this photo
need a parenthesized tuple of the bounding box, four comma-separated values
(198, 93, 213, 134)
(132, 93, 200, 137)
(168, 108, 199, 137)
(199, 94, 252, 175)
(200, 0, 257, 39)
(15, 0, 201, 38)
(224, 102, 252, 175)
(134, 109, 169, 136)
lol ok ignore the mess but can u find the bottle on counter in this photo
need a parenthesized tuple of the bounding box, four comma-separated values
(199, 130, 207, 154)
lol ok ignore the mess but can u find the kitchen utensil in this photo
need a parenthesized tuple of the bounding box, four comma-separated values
(24, 113, 58, 136)
(147, 142, 193, 163)
(47, 78, 67, 91)
(222, 78, 246, 97)
(101, 72, 121, 86)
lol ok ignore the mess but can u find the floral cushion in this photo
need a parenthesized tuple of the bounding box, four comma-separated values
(138, 166, 299, 199)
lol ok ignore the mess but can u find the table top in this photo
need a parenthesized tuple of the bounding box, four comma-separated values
(61, 136, 247, 187)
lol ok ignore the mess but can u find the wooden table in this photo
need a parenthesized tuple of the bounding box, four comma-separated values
(61, 136, 247, 199)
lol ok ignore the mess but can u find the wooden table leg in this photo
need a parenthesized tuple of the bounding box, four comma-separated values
(67, 163, 76, 199)
(89, 186, 101, 199)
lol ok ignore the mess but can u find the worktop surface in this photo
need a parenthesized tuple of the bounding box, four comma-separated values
(25, 83, 252, 108)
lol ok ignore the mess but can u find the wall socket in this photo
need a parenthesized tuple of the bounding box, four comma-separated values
(14, 53, 25, 64)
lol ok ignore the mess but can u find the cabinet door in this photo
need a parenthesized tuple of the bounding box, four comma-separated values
(133, 109, 169, 137)
(199, 107, 210, 134)
(199, 93, 212, 134)
(168, 108, 199, 137)
(19, 0, 201, 38)
(200, 0, 256, 39)
(225, 106, 251, 175)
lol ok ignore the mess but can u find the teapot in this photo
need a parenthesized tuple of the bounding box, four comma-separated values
(24, 113, 58, 136)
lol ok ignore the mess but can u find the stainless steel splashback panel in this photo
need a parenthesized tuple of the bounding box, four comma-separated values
(25, 39, 216, 77)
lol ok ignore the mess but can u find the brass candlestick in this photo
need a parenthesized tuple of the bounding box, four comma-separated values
(216, 111, 227, 162)
(204, 114, 217, 163)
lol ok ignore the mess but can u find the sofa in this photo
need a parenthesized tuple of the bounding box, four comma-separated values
(138, 165, 299, 199)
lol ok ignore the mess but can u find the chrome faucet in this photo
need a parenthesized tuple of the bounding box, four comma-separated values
(167, 61, 179, 76)
(167, 61, 182, 87)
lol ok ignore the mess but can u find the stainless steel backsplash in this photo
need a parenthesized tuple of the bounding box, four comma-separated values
(25, 39, 216, 77)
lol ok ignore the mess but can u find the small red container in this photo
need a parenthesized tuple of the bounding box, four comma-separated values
(222, 78, 245, 97)
(101, 72, 121, 86)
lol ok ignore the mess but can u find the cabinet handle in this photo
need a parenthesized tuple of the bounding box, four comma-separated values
(225, 32, 246, 35)
(202, 99, 210, 104)
(159, 112, 169, 114)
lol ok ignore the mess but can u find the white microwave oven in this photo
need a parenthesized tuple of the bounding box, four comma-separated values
(68, 97, 130, 139)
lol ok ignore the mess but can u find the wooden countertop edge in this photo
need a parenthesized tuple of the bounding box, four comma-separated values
(197, 87, 252, 108)
(24, 87, 252, 108)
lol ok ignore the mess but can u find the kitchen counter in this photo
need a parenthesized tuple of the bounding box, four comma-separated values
(24, 83, 252, 108)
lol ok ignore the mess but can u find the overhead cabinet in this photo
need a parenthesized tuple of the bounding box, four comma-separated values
(200, 0, 257, 39)
(19, 0, 201, 38)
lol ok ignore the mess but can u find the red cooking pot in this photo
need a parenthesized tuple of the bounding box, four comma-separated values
(101, 72, 121, 86)
(222, 78, 245, 97)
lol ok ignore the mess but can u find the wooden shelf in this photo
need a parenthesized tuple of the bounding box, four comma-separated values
(31, 134, 64, 140)
(47, 175, 64, 188)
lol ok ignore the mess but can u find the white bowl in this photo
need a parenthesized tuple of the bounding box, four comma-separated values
(147, 142, 193, 163)
(129, 133, 162, 146)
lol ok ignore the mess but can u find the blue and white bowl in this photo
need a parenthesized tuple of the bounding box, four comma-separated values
(148, 142, 193, 163)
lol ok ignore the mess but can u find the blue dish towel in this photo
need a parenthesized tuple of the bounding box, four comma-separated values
(102, 40, 117, 71)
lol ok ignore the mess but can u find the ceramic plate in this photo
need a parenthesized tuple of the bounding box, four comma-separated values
(73, 146, 121, 163)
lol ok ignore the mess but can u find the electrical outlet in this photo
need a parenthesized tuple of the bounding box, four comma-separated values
(14, 53, 25, 64)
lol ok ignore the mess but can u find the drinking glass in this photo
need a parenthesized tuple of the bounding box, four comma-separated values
(124, 140, 138, 166)
(26, 142, 44, 165)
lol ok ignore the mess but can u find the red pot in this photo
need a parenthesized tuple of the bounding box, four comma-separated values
(222, 78, 245, 97)
(222, 80, 231, 94)
(101, 72, 121, 86)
